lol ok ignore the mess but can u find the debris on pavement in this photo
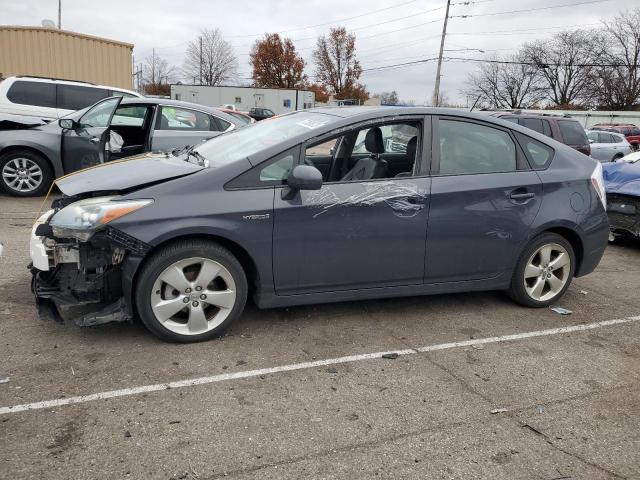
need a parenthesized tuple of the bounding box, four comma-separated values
(0, 375, 9, 384)
(550, 307, 573, 315)
(472, 344, 485, 350)
(124, 430, 132, 438)
(580, 290, 589, 295)
(536, 405, 545, 414)
(326, 367, 338, 374)
(381, 352, 399, 359)
(490, 408, 508, 414)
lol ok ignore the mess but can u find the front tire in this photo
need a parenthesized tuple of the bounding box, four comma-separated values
(0, 149, 53, 197)
(135, 239, 248, 343)
(508, 233, 575, 307)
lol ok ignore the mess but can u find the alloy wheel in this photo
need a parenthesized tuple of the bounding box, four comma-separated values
(151, 257, 237, 335)
(2, 158, 43, 193)
(523, 243, 571, 302)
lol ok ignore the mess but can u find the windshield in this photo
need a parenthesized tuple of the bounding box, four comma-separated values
(193, 112, 334, 167)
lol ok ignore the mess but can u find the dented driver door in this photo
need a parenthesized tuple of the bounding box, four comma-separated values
(272, 176, 431, 295)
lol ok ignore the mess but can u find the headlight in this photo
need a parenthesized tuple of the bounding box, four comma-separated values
(49, 196, 153, 241)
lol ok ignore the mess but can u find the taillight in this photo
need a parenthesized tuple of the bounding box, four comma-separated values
(590, 162, 606, 210)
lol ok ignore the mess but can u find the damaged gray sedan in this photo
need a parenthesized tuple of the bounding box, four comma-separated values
(30, 107, 609, 342)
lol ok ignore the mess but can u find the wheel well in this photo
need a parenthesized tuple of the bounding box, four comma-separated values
(136, 234, 261, 298)
(545, 227, 584, 274)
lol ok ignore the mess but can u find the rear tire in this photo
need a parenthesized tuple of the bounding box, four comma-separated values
(0, 149, 53, 197)
(612, 153, 624, 162)
(508, 233, 575, 308)
(135, 239, 248, 343)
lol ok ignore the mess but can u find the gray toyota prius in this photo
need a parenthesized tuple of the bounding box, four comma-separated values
(30, 107, 609, 342)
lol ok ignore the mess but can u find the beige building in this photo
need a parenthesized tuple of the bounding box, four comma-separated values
(0, 26, 133, 89)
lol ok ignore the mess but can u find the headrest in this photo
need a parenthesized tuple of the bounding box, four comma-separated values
(365, 127, 385, 154)
(406, 136, 417, 159)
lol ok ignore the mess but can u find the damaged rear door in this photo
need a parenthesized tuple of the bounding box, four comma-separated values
(60, 96, 122, 173)
(272, 116, 431, 295)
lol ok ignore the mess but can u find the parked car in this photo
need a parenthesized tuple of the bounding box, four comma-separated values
(248, 107, 275, 121)
(591, 123, 640, 151)
(586, 130, 633, 162)
(217, 108, 255, 126)
(29, 107, 609, 342)
(602, 160, 640, 241)
(487, 111, 591, 156)
(618, 151, 640, 163)
(0, 97, 242, 196)
(0, 76, 141, 121)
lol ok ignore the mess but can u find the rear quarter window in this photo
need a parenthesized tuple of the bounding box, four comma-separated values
(514, 132, 554, 169)
(6, 80, 57, 108)
(557, 120, 588, 145)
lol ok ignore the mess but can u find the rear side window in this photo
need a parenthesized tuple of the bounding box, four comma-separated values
(598, 133, 615, 143)
(156, 106, 221, 131)
(558, 120, 588, 145)
(630, 127, 640, 135)
(58, 85, 109, 111)
(6, 80, 56, 108)
(521, 118, 544, 134)
(515, 132, 554, 169)
(438, 119, 516, 175)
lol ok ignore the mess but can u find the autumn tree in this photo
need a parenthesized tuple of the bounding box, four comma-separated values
(183, 28, 237, 85)
(313, 27, 368, 103)
(307, 82, 330, 103)
(463, 54, 544, 109)
(141, 52, 177, 96)
(250, 33, 307, 88)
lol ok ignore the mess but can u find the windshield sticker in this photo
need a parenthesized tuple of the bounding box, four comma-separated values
(295, 118, 331, 130)
(305, 181, 427, 218)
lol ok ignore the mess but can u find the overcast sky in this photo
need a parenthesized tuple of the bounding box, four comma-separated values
(3, 0, 639, 104)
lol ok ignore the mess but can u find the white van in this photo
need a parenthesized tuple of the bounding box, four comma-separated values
(0, 76, 142, 120)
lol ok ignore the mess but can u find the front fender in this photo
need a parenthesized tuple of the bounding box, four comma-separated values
(0, 130, 63, 177)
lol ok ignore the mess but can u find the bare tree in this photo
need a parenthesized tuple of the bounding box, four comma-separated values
(521, 30, 603, 108)
(183, 28, 238, 85)
(141, 51, 177, 96)
(313, 27, 368, 102)
(463, 54, 544, 109)
(592, 9, 640, 109)
(377, 91, 399, 105)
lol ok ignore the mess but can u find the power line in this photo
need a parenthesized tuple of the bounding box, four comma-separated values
(225, 0, 435, 38)
(448, 22, 601, 36)
(450, 0, 612, 18)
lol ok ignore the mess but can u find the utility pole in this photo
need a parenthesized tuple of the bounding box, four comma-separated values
(57, 0, 61, 29)
(151, 48, 156, 85)
(433, 0, 451, 107)
(199, 35, 203, 85)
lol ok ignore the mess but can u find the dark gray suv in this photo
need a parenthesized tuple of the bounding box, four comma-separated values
(30, 107, 609, 342)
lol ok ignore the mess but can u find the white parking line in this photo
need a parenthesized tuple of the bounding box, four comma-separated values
(1, 316, 638, 416)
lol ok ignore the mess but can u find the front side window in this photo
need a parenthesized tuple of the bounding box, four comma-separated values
(259, 153, 294, 182)
(587, 131, 599, 142)
(558, 120, 588, 145)
(78, 97, 120, 128)
(438, 119, 516, 175)
(6, 81, 56, 108)
(58, 85, 109, 111)
(598, 133, 615, 143)
(157, 106, 218, 131)
(226, 148, 298, 188)
(305, 121, 420, 182)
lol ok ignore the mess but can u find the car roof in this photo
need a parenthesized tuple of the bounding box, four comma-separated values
(4, 75, 139, 95)
(587, 130, 626, 138)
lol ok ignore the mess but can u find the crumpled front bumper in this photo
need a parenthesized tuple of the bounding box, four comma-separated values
(29, 211, 147, 327)
(607, 193, 640, 238)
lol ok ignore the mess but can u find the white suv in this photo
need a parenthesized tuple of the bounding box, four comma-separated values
(0, 76, 142, 120)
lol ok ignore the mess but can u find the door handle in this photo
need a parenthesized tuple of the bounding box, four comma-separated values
(509, 191, 535, 201)
(90, 137, 100, 144)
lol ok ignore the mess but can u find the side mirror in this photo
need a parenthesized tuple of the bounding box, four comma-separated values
(59, 118, 76, 130)
(282, 165, 322, 199)
(588, 139, 594, 144)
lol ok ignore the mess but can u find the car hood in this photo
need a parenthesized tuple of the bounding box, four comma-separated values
(603, 161, 640, 197)
(55, 152, 204, 196)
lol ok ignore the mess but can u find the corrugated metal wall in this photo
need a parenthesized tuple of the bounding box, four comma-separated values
(0, 27, 133, 89)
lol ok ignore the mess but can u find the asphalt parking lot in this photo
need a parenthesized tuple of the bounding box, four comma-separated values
(1, 193, 639, 480)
